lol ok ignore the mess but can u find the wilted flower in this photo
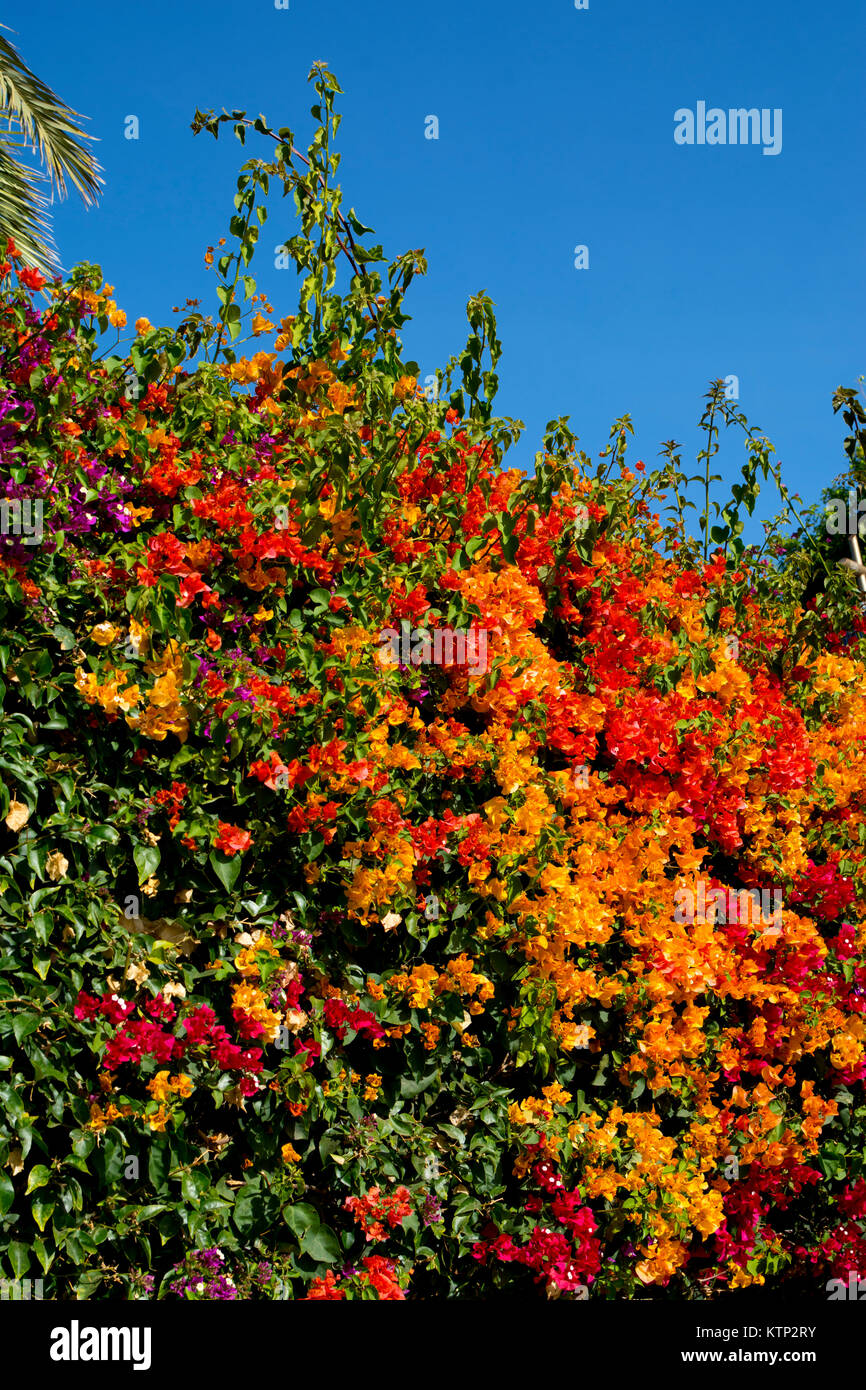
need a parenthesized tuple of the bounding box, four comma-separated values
(5, 800, 29, 831)
(45, 851, 69, 881)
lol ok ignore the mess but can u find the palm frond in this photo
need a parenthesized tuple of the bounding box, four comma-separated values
(0, 24, 103, 209)
(0, 142, 58, 271)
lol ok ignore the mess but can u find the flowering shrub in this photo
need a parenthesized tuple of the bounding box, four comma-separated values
(1, 65, 866, 1300)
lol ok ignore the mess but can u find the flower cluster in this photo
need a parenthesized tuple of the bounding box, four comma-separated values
(344, 1185, 413, 1242)
(1, 77, 865, 1302)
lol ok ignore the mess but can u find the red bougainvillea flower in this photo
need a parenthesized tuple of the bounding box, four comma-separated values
(360, 1255, 406, 1299)
(344, 1185, 413, 1241)
(248, 753, 290, 790)
(213, 821, 253, 855)
(18, 266, 45, 291)
(305, 1269, 345, 1300)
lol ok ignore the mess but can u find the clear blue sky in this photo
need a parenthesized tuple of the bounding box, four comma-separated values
(17, 0, 866, 540)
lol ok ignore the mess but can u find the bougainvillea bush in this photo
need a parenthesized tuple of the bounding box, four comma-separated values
(1, 66, 866, 1302)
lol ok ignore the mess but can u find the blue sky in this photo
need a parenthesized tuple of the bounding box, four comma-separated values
(15, 0, 866, 541)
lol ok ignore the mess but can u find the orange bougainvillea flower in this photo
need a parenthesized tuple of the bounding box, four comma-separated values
(393, 374, 416, 402)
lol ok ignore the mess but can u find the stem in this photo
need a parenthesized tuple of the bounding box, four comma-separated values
(313, 102, 332, 337)
(702, 396, 718, 564)
(773, 470, 834, 579)
(210, 198, 256, 366)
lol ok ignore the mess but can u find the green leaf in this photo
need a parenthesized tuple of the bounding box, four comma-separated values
(31, 1197, 55, 1232)
(133, 843, 161, 883)
(0, 1173, 14, 1214)
(181, 1171, 205, 1206)
(75, 1270, 104, 1298)
(148, 1142, 170, 1192)
(25, 1164, 51, 1194)
(400, 1070, 440, 1099)
(303, 1224, 340, 1263)
(282, 1202, 320, 1239)
(33, 1237, 52, 1273)
(51, 624, 77, 651)
(86, 824, 119, 844)
(209, 850, 242, 892)
(13, 1013, 39, 1045)
(7, 1242, 30, 1278)
(64, 1232, 85, 1264)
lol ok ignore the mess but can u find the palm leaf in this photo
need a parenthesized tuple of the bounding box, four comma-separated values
(0, 24, 102, 268)
(0, 142, 58, 271)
